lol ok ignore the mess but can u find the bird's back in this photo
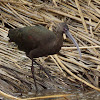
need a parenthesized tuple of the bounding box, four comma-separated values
(8, 25, 56, 55)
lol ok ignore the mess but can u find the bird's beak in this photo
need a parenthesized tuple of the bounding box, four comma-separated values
(64, 28, 81, 58)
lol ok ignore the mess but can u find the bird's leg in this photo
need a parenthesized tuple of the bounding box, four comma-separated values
(34, 60, 51, 81)
(39, 64, 51, 81)
(31, 59, 38, 90)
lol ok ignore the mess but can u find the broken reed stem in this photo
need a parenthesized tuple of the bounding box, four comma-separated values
(22, 94, 70, 100)
(50, 55, 66, 75)
(62, 46, 100, 50)
(0, 90, 70, 100)
(0, 90, 21, 100)
(75, 0, 88, 33)
(94, 20, 100, 31)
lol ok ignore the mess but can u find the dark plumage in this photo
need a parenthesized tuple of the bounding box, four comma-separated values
(8, 23, 81, 90)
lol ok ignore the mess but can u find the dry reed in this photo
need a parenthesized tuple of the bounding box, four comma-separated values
(0, 0, 100, 99)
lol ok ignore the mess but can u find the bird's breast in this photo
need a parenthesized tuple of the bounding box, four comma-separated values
(43, 37, 63, 56)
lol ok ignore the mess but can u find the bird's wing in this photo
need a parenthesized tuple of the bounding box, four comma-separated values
(20, 25, 56, 46)
(8, 25, 56, 53)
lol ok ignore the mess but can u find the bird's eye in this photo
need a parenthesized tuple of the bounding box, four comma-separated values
(63, 28, 67, 32)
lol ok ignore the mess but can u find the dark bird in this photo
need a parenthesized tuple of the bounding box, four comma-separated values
(8, 23, 81, 90)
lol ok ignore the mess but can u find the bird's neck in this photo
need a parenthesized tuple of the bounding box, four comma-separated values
(55, 31, 63, 40)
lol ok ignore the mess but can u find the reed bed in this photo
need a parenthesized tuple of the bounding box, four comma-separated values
(0, 0, 100, 99)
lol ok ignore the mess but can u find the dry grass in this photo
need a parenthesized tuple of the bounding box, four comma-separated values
(0, 0, 100, 99)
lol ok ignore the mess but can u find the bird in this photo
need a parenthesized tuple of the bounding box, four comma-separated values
(8, 22, 81, 90)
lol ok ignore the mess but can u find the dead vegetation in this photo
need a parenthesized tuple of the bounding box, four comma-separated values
(0, 0, 100, 99)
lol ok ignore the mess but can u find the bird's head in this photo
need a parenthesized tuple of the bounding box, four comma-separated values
(53, 23, 69, 34)
(56, 22, 82, 58)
